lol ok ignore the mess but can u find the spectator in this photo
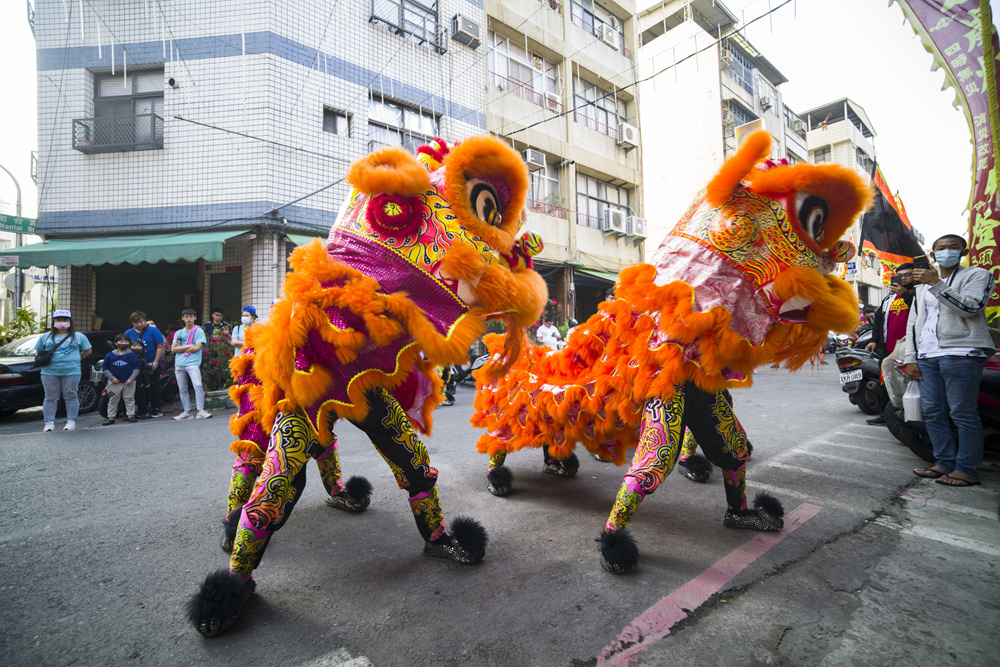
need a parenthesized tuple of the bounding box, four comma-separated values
(129, 338, 152, 419)
(856, 305, 876, 335)
(905, 234, 996, 487)
(33, 309, 92, 433)
(102, 333, 140, 426)
(172, 307, 212, 420)
(230, 305, 257, 357)
(203, 306, 231, 342)
(864, 263, 915, 425)
(124, 310, 165, 418)
(536, 317, 562, 348)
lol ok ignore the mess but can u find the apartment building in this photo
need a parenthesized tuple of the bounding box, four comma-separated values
(22, 0, 488, 329)
(484, 0, 644, 321)
(636, 0, 807, 243)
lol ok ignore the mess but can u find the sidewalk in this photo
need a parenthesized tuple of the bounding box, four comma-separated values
(0, 398, 236, 437)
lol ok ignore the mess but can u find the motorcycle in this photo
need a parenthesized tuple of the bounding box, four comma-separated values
(835, 330, 888, 416)
(454, 349, 491, 386)
(883, 355, 1000, 463)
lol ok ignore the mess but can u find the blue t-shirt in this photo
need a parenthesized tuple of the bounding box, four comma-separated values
(172, 327, 207, 367)
(104, 350, 140, 382)
(33, 331, 92, 377)
(124, 325, 165, 363)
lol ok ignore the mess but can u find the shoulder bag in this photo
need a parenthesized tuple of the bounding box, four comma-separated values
(35, 332, 73, 367)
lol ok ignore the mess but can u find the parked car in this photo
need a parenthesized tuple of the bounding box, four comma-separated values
(0, 330, 120, 417)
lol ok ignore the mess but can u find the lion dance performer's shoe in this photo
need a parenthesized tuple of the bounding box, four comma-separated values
(422, 517, 488, 564)
(325, 475, 374, 512)
(723, 492, 785, 531)
(597, 529, 639, 575)
(187, 570, 256, 637)
(678, 454, 713, 483)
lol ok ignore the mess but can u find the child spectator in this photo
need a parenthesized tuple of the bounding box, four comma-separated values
(103, 333, 141, 425)
(130, 338, 152, 419)
(173, 307, 212, 420)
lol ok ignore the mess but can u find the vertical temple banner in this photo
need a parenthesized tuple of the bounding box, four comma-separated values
(891, 0, 1000, 316)
(860, 165, 923, 283)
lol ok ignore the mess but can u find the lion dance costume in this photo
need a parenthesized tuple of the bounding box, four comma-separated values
(188, 136, 547, 636)
(472, 131, 872, 573)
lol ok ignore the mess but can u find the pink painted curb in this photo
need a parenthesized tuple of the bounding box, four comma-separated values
(598, 502, 823, 666)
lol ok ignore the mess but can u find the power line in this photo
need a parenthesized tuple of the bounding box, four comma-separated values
(173, 115, 352, 163)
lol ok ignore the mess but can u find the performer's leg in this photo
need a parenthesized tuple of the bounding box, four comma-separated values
(354, 387, 486, 563)
(682, 384, 782, 531)
(316, 431, 373, 512)
(229, 411, 314, 579)
(599, 390, 685, 574)
(542, 444, 580, 477)
(677, 428, 712, 483)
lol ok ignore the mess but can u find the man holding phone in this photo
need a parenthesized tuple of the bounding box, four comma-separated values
(864, 262, 915, 424)
(904, 234, 996, 486)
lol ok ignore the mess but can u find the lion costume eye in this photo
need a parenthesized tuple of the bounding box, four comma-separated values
(795, 193, 828, 243)
(467, 179, 502, 226)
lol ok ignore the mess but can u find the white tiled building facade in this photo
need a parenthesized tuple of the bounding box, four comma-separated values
(32, 0, 488, 329)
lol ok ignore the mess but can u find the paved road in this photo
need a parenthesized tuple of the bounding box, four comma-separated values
(1, 365, 996, 666)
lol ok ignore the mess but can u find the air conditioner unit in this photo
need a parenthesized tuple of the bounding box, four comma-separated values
(451, 14, 481, 50)
(627, 216, 647, 239)
(522, 148, 546, 172)
(544, 91, 560, 110)
(616, 122, 639, 149)
(602, 209, 626, 234)
(791, 119, 806, 134)
(600, 24, 619, 50)
(759, 96, 773, 111)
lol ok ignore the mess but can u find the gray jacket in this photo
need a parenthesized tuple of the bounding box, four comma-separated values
(904, 264, 996, 362)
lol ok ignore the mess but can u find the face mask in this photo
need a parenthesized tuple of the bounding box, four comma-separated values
(54, 322, 70, 330)
(117, 343, 130, 350)
(241, 316, 252, 325)
(935, 249, 962, 268)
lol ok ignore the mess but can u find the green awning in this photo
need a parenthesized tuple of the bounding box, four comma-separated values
(575, 267, 620, 284)
(287, 233, 326, 247)
(5, 230, 246, 269)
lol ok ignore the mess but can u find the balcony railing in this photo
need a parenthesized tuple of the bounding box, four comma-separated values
(576, 212, 602, 230)
(491, 72, 563, 113)
(73, 114, 164, 153)
(538, 0, 561, 12)
(527, 198, 568, 220)
(570, 12, 631, 60)
(573, 110, 617, 138)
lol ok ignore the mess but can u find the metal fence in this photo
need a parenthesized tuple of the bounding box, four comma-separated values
(73, 114, 164, 153)
(491, 72, 562, 113)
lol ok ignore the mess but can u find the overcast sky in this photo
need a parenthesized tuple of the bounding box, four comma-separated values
(0, 0, 981, 246)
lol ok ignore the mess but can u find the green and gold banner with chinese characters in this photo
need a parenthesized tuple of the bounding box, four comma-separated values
(892, 0, 1000, 317)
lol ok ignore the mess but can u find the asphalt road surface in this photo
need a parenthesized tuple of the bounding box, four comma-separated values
(1, 365, 996, 666)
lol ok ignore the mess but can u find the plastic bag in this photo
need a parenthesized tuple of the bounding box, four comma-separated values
(903, 381, 922, 422)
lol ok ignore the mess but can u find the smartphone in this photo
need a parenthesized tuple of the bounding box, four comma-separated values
(913, 254, 929, 270)
(890, 275, 901, 285)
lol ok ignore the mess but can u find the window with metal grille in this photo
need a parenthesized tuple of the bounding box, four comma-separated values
(575, 172, 629, 229)
(370, 0, 442, 53)
(488, 32, 561, 111)
(367, 97, 438, 153)
(722, 41, 756, 95)
(572, 75, 626, 137)
(74, 69, 164, 152)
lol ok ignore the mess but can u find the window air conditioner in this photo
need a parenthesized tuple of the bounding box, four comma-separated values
(627, 216, 647, 239)
(600, 24, 620, 50)
(544, 91, 561, 110)
(602, 209, 627, 235)
(451, 15, 481, 50)
(759, 95, 773, 111)
(616, 122, 639, 149)
(791, 119, 806, 134)
(522, 148, 546, 172)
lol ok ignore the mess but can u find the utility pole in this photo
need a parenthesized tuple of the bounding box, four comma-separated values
(0, 163, 23, 312)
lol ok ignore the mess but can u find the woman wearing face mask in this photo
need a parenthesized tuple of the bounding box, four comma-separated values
(33, 309, 93, 432)
(904, 234, 997, 487)
(230, 306, 257, 357)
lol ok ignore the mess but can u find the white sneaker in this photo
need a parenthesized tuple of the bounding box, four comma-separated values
(43, 421, 55, 432)
(173, 411, 192, 420)
(196, 410, 212, 419)
(64, 420, 76, 431)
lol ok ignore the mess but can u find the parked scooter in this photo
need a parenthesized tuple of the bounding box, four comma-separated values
(835, 330, 888, 415)
(454, 349, 490, 386)
(883, 355, 1000, 463)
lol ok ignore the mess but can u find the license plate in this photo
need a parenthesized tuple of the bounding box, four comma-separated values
(839, 370, 862, 384)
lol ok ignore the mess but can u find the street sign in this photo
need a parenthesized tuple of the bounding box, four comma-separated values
(0, 214, 36, 234)
(0, 256, 18, 267)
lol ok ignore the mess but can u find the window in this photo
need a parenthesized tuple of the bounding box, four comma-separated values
(723, 101, 757, 137)
(74, 69, 164, 152)
(488, 32, 561, 111)
(573, 75, 627, 137)
(570, 1, 628, 58)
(368, 97, 438, 153)
(526, 157, 566, 218)
(812, 146, 831, 163)
(576, 173, 629, 229)
(323, 108, 350, 136)
(786, 151, 804, 165)
(370, 0, 442, 53)
(722, 41, 756, 95)
(856, 147, 873, 174)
